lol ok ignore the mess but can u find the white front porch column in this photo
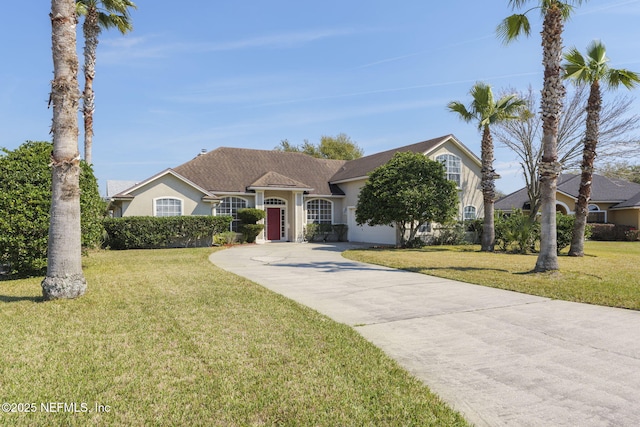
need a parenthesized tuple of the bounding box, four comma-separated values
(256, 190, 266, 244)
(294, 192, 305, 242)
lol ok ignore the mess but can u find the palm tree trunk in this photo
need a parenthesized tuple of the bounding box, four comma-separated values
(535, 3, 565, 272)
(42, 0, 87, 300)
(569, 80, 601, 256)
(481, 126, 497, 251)
(82, 6, 99, 165)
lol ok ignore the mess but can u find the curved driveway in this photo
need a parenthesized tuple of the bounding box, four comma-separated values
(210, 242, 640, 426)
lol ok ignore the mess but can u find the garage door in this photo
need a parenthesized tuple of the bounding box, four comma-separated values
(346, 207, 396, 245)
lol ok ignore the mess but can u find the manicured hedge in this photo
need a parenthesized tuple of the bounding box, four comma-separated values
(103, 216, 233, 250)
(589, 223, 639, 241)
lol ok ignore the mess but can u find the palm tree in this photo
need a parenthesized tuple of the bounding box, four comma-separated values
(77, 0, 136, 165)
(448, 82, 526, 251)
(563, 40, 640, 257)
(497, 0, 587, 272)
(43, 0, 87, 299)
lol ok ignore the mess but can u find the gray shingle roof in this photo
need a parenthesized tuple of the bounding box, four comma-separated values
(330, 135, 454, 182)
(106, 180, 138, 198)
(173, 147, 347, 196)
(495, 173, 640, 211)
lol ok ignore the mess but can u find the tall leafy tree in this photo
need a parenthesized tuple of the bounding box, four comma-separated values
(563, 40, 640, 256)
(355, 152, 458, 248)
(448, 82, 525, 251)
(497, 0, 586, 272)
(44, 0, 86, 299)
(77, 0, 136, 165)
(275, 133, 364, 160)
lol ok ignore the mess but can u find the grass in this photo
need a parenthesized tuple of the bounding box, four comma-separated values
(343, 240, 640, 310)
(0, 248, 468, 426)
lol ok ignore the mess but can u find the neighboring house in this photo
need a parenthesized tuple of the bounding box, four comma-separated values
(495, 173, 640, 228)
(108, 134, 483, 245)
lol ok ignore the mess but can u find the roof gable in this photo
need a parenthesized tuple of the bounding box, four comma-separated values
(330, 134, 479, 183)
(111, 169, 218, 200)
(248, 171, 313, 191)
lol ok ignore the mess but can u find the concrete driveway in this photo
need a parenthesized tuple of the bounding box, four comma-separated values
(210, 242, 640, 426)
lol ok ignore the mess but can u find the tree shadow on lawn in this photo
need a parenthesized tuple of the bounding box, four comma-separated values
(0, 294, 44, 303)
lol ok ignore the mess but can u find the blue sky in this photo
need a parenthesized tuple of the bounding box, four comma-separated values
(2, 1, 640, 195)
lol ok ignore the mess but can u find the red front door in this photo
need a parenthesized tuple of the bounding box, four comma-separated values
(267, 208, 281, 240)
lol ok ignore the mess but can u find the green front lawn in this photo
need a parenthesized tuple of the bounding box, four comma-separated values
(343, 241, 640, 310)
(0, 248, 467, 426)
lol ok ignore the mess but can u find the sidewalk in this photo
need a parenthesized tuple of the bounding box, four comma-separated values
(210, 242, 640, 426)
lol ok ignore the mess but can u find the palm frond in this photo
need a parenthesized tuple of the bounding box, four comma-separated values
(447, 102, 475, 123)
(585, 40, 608, 66)
(497, 14, 531, 44)
(606, 69, 640, 90)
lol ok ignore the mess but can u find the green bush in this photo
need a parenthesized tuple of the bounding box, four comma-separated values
(495, 211, 592, 254)
(556, 213, 588, 253)
(304, 224, 320, 241)
(304, 224, 347, 242)
(589, 223, 637, 241)
(430, 222, 467, 245)
(333, 224, 348, 242)
(495, 210, 539, 254)
(237, 208, 266, 243)
(103, 216, 232, 249)
(241, 224, 265, 243)
(213, 231, 240, 246)
(237, 208, 266, 224)
(0, 141, 105, 277)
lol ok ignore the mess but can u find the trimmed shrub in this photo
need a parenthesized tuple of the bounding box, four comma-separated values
(333, 224, 348, 242)
(103, 216, 232, 250)
(237, 208, 266, 224)
(237, 208, 266, 243)
(590, 224, 638, 241)
(241, 224, 265, 243)
(304, 224, 347, 242)
(213, 231, 240, 246)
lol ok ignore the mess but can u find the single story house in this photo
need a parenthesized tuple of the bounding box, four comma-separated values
(108, 134, 483, 245)
(495, 173, 640, 228)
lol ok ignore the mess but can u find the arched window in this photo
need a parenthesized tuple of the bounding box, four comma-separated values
(587, 204, 606, 224)
(217, 196, 248, 231)
(436, 153, 461, 187)
(306, 199, 332, 224)
(463, 205, 477, 221)
(154, 197, 182, 217)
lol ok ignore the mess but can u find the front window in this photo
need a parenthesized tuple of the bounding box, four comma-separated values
(436, 154, 461, 187)
(463, 205, 477, 221)
(587, 204, 606, 224)
(306, 199, 332, 224)
(217, 197, 248, 231)
(155, 198, 182, 217)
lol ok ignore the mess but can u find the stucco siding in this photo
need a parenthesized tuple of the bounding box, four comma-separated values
(609, 209, 640, 228)
(122, 174, 213, 217)
(430, 143, 483, 220)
